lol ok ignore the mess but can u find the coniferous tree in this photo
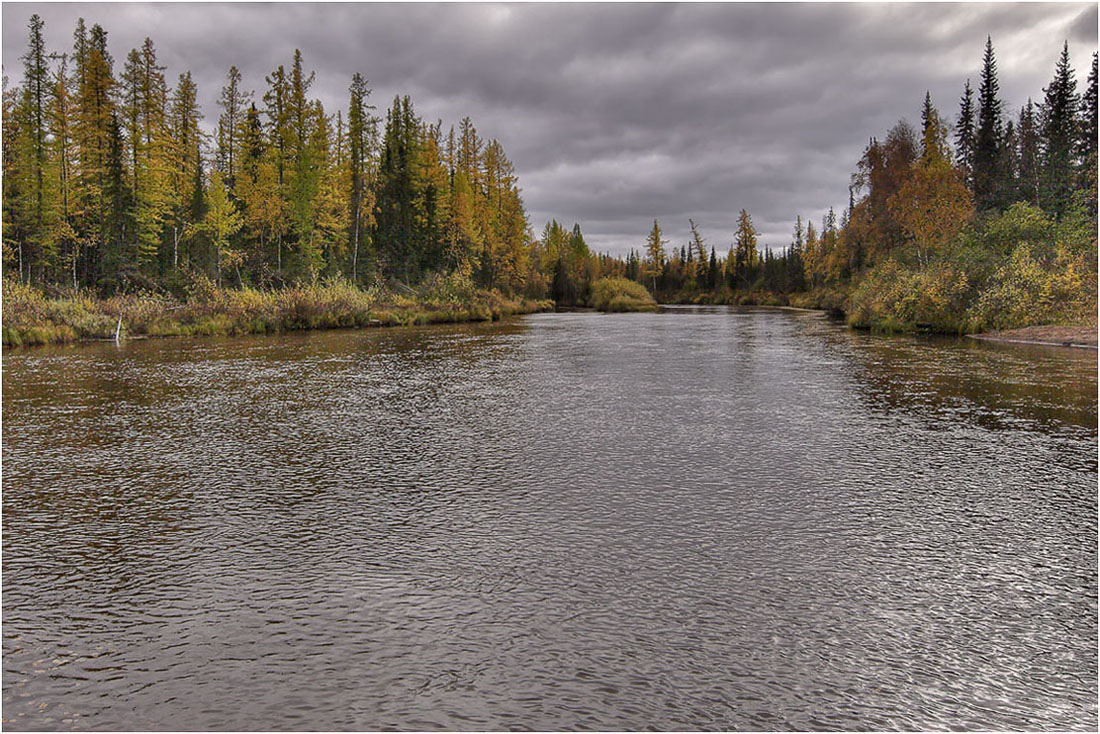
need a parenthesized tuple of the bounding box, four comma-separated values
(973, 37, 1004, 210)
(1080, 52, 1098, 165)
(1079, 52, 1098, 216)
(346, 73, 376, 281)
(375, 96, 419, 282)
(955, 79, 976, 186)
(216, 65, 251, 189)
(1016, 99, 1042, 206)
(47, 53, 80, 287)
(168, 71, 204, 272)
(1040, 42, 1080, 218)
(644, 219, 666, 291)
(14, 14, 53, 281)
(731, 209, 759, 288)
(73, 22, 116, 285)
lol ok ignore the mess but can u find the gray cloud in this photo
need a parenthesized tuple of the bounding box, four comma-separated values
(3, 2, 1095, 255)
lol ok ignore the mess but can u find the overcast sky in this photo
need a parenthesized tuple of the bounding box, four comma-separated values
(3, 2, 1096, 255)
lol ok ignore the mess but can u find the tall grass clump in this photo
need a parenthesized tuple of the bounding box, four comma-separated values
(589, 277, 659, 312)
(3, 270, 554, 347)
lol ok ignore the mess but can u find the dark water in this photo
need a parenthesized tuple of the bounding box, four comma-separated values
(3, 307, 1096, 731)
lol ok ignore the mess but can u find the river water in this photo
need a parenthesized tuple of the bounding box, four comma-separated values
(3, 307, 1096, 730)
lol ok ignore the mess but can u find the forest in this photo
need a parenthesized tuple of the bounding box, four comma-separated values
(1, 16, 1097, 344)
(610, 37, 1098, 333)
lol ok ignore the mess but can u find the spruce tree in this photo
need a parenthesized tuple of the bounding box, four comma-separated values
(955, 79, 976, 186)
(973, 37, 1004, 210)
(1081, 52, 1098, 164)
(347, 73, 375, 281)
(1016, 99, 1042, 206)
(1040, 42, 1079, 218)
(1078, 52, 1097, 216)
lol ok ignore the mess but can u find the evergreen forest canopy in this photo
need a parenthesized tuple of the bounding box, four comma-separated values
(2, 17, 1098, 334)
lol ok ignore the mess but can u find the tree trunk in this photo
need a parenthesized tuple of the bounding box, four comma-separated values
(352, 208, 360, 281)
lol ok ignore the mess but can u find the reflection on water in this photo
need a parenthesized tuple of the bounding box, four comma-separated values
(3, 308, 1096, 730)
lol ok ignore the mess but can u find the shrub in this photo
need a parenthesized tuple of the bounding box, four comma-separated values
(589, 277, 658, 312)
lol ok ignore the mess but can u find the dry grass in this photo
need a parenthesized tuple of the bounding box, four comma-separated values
(2, 275, 553, 347)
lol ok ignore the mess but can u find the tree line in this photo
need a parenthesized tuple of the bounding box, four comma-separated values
(559, 36, 1096, 308)
(3, 15, 535, 296)
(4, 20, 1096, 318)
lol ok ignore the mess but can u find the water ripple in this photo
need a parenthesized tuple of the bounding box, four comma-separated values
(3, 309, 1096, 730)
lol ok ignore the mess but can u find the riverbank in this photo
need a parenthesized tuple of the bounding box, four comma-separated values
(1, 277, 554, 347)
(968, 325, 1098, 349)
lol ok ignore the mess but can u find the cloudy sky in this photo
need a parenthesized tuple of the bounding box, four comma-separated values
(3, 2, 1096, 255)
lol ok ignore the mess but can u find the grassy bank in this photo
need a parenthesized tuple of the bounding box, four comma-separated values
(2, 274, 553, 347)
(590, 277, 659, 312)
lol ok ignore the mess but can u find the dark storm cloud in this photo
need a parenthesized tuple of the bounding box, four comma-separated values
(4, 3, 1095, 254)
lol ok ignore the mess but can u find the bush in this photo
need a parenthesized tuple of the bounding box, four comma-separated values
(589, 277, 658, 312)
(847, 203, 1097, 334)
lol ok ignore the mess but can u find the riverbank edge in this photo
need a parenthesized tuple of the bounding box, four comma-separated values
(655, 294, 1098, 348)
(2, 282, 555, 348)
(967, 325, 1099, 349)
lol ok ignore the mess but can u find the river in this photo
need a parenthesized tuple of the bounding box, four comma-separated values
(3, 306, 1096, 730)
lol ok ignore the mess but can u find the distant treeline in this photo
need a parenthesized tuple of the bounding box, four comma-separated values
(3, 19, 1097, 332)
(563, 37, 1096, 331)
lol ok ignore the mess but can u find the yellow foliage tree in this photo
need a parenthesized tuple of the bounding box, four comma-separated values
(889, 158, 974, 267)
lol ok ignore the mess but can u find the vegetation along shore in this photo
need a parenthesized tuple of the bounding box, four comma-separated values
(2, 15, 1096, 345)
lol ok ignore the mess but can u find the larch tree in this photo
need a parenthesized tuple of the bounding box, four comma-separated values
(16, 14, 54, 281)
(645, 218, 667, 291)
(346, 73, 376, 281)
(197, 169, 244, 285)
(216, 65, 251, 190)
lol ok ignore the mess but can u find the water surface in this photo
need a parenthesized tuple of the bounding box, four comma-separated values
(3, 307, 1096, 730)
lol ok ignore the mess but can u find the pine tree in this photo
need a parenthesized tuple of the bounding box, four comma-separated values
(375, 96, 421, 282)
(688, 218, 706, 284)
(1080, 52, 1098, 164)
(788, 215, 805, 291)
(120, 39, 170, 271)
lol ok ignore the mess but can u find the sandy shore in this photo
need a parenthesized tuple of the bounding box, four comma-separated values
(969, 325, 1098, 349)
